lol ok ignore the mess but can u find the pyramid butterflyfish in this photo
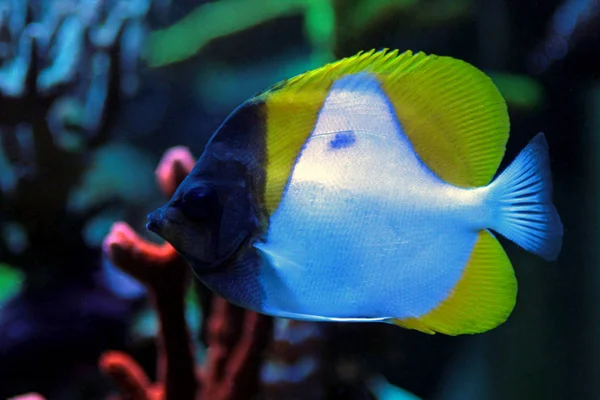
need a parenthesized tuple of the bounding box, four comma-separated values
(146, 49, 563, 335)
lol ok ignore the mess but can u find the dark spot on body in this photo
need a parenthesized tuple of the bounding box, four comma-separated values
(328, 131, 356, 150)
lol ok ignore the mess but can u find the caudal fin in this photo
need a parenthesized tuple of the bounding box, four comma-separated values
(487, 133, 563, 261)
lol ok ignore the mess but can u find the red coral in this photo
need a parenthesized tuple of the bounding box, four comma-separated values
(10, 394, 46, 400)
(99, 146, 272, 400)
(154, 146, 196, 197)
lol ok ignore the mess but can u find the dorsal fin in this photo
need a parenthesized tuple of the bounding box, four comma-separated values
(256, 49, 510, 215)
(394, 230, 517, 335)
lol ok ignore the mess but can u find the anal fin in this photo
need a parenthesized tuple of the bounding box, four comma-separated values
(394, 230, 517, 335)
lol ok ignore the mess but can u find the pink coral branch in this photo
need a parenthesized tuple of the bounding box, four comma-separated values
(100, 146, 198, 400)
(155, 146, 196, 197)
(224, 305, 273, 398)
(10, 394, 47, 400)
(199, 299, 272, 399)
(103, 223, 184, 290)
(99, 352, 156, 400)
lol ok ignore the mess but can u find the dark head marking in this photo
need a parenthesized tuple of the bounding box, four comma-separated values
(329, 131, 356, 150)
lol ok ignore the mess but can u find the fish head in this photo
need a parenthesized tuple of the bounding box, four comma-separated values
(146, 155, 259, 273)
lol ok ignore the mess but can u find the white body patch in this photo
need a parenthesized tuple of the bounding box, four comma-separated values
(255, 73, 489, 320)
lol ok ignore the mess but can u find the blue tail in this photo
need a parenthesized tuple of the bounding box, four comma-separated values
(486, 133, 563, 261)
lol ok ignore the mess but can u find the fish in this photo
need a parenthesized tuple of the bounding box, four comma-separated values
(146, 49, 563, 335)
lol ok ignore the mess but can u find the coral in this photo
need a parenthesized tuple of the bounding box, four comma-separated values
(0, 2, 173, 397)
(10, 394, 46, 400)
(99, 146, 273, 400)
(0, 0, 158, 275)
(101, 220, 196, 400)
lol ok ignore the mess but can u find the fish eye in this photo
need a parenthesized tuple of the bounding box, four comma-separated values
(181, 185, 221, 221)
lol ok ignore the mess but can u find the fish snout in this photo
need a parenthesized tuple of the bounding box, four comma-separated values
(146, 209, 164, 233)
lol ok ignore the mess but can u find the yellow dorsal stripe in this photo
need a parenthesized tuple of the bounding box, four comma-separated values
(394, 230, 517, 335)
(258, 49, 510, 215)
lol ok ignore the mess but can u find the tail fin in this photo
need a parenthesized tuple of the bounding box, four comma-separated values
(487, 133, 563, 261)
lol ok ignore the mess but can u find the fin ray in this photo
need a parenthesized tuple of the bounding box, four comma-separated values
(486, 132, 563, 261)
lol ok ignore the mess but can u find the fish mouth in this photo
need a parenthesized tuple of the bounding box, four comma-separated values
(145, 206, 192, 247)
(146, 207, 176, 236)
(145, 214, 161, 234)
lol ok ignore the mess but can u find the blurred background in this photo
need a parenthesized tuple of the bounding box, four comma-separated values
(0, 0, 598, 399)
